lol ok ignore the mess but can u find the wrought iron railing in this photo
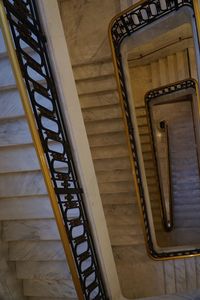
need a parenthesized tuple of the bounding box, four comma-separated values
(108, 0, 200, 259)
(2, 0, 108, 299)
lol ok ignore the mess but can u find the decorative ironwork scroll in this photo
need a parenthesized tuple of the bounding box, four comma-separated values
(3, 0, 108, 298)
(109, 0, 200, 259)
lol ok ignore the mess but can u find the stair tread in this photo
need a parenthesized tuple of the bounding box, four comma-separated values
(23, 279, 76, 298)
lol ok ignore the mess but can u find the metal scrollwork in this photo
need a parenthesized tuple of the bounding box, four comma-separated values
(3, 0, 108, 298)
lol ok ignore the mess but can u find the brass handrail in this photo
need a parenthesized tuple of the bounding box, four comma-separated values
(155, 120, 174, 232)
(0, 2, 84, 299)
(165, 123, 174, 231)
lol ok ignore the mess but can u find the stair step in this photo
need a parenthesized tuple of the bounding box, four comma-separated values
(88, 131, 126, 147)
(137, 116, 148, 126)
(0, 53, 42, 87)
(82, 104, 121, 122)
(16, 261, 70, 280)
(0, 171, 46, 198)
(2, 219, 59, 241)
(0, 117, 32, 147)
(0, 56, 15, 86)
(9, 241, 65, 261)
(108, 226, 144, 246)
(94, 157, 131, 171)
(80, 90, 119, 110)
(135, 107, 146, 117)
(97, 169, 132, 183)
(140, 134, 151, 144)
(91, 144, 129, 160)
(104, 204, 141, 226)
(0, 145, 39, 173)
(0, 30, 6, 54)
(23, 279, 76, 298)
(0, 90, 24, 120)
(86, 118, 124, 135)
(76, 75, 117, 95)
(73, 59, 113, 81)
(99, 181, 135, 194)
(101, 193, 137, 205)
(29, 298, 76, 300)
(0, 196, 53, 220)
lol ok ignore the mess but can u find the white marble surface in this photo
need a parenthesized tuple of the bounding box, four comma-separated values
(0, 224, 26, 300)
(59, 0, 120, 65)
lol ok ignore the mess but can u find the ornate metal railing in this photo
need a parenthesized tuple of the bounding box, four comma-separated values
(109, 0, 200, 259)
(2, 0, 108, 298)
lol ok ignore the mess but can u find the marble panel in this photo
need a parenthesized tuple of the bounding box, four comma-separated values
(0, 171, 46, 198)
(0, 196, 53, 220)
(9, 241, 65, 261)
(85, 118, 124, 135)
(59, 0, 121, 65)
(16, 261, 70, 280)
(82, 104, 121, 122)
(0, 118, 32, 146)
(88, 132, 126, 147)
(79, 90, 119, 109)
(0, 145, 39, 173)
(73, 60, 114, 81)
(24, 279, 76, 298)
(3, 219, 59, 241)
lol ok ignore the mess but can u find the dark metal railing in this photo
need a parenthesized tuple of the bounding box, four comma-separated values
(2, 0, 108, 298)
(108, 0, 200, 259)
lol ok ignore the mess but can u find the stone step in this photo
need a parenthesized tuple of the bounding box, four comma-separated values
(29, 298, 76, 300)
(137, 116, 148, 126)
(140, 134, 151, 144)
(0, 171, 46, 198)
(88, 131, 126, 147)
(104, 204, 141, 226)
(175, 218, 200, 228)
(96, 169, 132, 183)
(94, 157, 131, 171)
(0, 89, 24, 120)
(0, 196, 53, 220)
(108, 226, 145, 246)
(173, 194, 200, 204)
(174, 204, 200, 214)
(135, 107, 146, 117)
(9, 241, 65, 261)
(23, 279, 76, 298)
(0, 145, 39, 173)
(0, 54, 44, 87)
(76, 75, 117, 96)
(101, 193, 137, 205)
(79, 90, 119, 109)
(82, 104, 121, 122)
(72, 59, 114, 80)
(0, 30, 6, 54)
(173, 182, 200, 191)
(0, 117, 32, 147)
(16, 261, 70, 280)
(0, 56, 15, 87)
(91, 144, 129, 160)
(2, 219, 59, 241)
(99, 181, 134, 194)
(85, 118, 124, 135)
(73, 59, 113, 81)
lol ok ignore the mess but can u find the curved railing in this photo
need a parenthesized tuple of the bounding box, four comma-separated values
(109, 0, 200, 259)
(1, 0, 108, 299)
